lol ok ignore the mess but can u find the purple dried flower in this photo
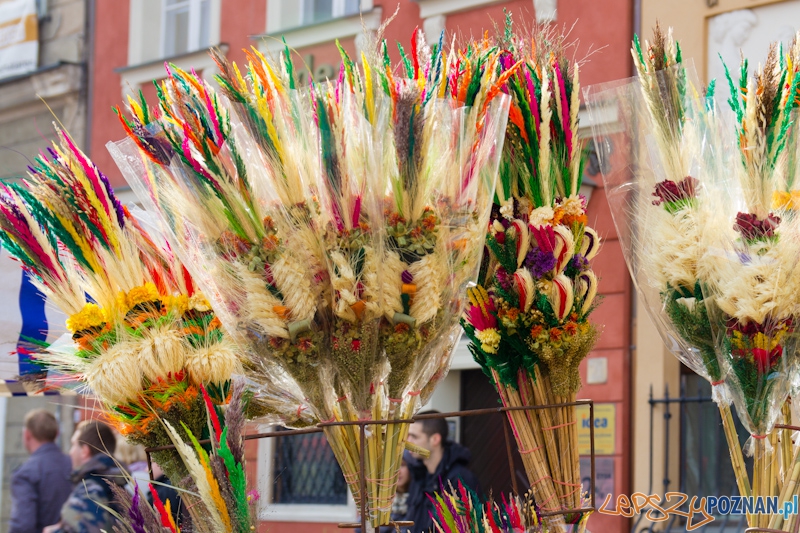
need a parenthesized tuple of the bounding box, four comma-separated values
(496, 267, 513, 291)
(401, 270, 413, 284)
(97, 167, 126, 229)
(525, 248, 556, 278)
(129, 487, 146, 533)
(568, 253, 589, 272)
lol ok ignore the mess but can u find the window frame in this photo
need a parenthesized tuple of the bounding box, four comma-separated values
(259, 0, 378, 55)
(257, 426, 357, 523)
(265, 0, 373, 35)
(127, 0, 220, 67)
(160, 0, 210, 59)
(300, 0, 360, 26)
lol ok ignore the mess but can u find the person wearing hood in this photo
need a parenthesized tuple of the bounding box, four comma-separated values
(43, 421, 126, 533)
(404, 411, 480, 533)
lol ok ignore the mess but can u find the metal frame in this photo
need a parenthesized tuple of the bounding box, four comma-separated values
(145, 401, 597, 531)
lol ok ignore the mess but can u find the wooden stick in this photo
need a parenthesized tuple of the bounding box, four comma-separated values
(768, 443, 800, 530)
(719, 403, 753, 526)
(493, 369, 566, 532)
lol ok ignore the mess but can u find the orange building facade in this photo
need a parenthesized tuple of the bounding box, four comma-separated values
(86, 1, 635, 531)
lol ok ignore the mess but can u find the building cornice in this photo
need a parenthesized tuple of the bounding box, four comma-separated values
(0, 62, 83, 113)
(411, 0, 501, 19)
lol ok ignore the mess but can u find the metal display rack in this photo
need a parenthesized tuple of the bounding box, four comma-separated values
(145, 401, 597, 531)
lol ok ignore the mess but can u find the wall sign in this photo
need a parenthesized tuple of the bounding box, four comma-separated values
(0, 0, 38, 80)
(577, 402, 616, 455)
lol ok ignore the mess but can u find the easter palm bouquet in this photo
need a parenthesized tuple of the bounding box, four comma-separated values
(111, 32, 509, 528)
(106, 380, 258, 533)
(430, 481, 591, 533)
(461, 20, 599, 530)
(698, 39, 800, 531)
(583, 25, 761, 514)
(0, 128, 246, 483)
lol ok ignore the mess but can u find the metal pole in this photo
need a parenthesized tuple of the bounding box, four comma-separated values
(360, 422, 367, 533)
(502, 414, 520, 495)
(663, 384, 671, 496)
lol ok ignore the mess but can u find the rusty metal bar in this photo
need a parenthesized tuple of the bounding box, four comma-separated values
(590, 400, 596, 511)
(359, 422, 367, 532)
(502, 414, 520, 495)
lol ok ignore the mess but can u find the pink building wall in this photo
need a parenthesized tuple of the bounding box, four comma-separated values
(87, 2, 634, 531)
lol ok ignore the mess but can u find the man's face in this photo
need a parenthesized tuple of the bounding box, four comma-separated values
(407, 422, 432, 459)
(69, 431, 90, 469)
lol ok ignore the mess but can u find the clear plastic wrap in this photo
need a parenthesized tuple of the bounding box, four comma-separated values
(111, 42, 510, 528)
(697, 46, 800, 450)
(459, 24, 600, 527)
(0, 127, 245, 484)
(584, 61, 735, 403)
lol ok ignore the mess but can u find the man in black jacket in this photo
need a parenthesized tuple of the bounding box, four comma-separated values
(404, 411, 480, 532)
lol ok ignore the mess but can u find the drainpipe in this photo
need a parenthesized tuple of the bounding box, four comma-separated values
(84, 0, 96, 154)
(627, 0, 642, 527)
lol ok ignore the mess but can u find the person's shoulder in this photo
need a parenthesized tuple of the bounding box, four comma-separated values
(12, 456, 34, 480)
(61, 482, 113, 533)
(444, 441, 473, 467)
(34, 443, 70, 466)
(73, 476, 109, 501)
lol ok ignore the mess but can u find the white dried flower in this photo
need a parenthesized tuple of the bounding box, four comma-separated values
(529, 206, 555, 228)
(499, 198, 515, 220)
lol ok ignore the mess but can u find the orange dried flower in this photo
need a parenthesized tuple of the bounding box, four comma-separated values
(562, 213, 588, 226)
(550, 327, 563, 341)
(551, 208, 565, 226)
(388, 212, 406, 226)
(530, 325, 544, 338)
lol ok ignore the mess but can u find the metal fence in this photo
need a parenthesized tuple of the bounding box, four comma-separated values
(633, 374, 752, 532)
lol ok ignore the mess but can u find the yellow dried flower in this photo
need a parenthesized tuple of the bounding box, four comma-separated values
(66, 303, 106, 333)
(752, 332, 770, 350)
(164, 295, 189, 314)
(126, 282, 160, 309)
(772, 190, 800, 210)
(188, 292, 212, 312)
(476, 328, 501, 354)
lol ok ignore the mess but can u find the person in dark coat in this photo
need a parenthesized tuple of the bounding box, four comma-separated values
(43, 421, 127, 533)
(149, 462, 191, 528)
(404, 411, 480, 533)
(9, 409, 72, 533)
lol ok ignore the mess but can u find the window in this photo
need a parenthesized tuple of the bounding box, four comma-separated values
(162, 0, 211, 58)
(272, 430, 348, 504)
(268, 0, 364, 33)
(301, 0, 359, 25)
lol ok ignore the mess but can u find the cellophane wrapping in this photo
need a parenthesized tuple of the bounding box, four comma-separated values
(584, 60, 737, 404)
(110, 39, 509, 527)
